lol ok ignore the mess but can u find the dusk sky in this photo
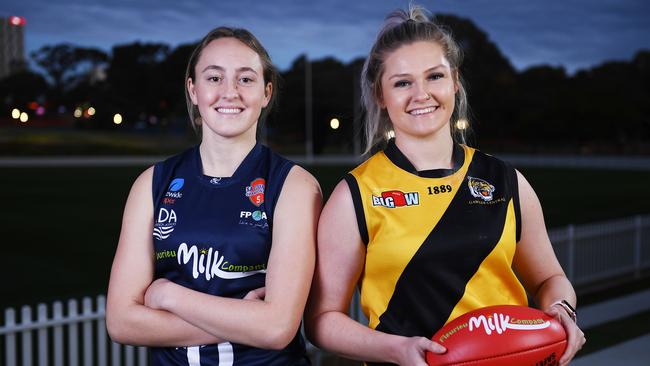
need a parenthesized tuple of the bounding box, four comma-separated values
(2, 0, 649, 74)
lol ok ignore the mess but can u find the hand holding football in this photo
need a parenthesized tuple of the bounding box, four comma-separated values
(426, 305, 567, 366)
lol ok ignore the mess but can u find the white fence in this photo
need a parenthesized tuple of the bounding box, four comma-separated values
(2, 215, 649, 365)
(548, 214, 650, 287)
(0, 296, 147, 366)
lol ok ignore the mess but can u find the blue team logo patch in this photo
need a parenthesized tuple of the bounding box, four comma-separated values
(168, 178, 185, 192)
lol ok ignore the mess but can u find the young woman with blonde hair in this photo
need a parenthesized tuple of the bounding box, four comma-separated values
(306, 5, 585, 366)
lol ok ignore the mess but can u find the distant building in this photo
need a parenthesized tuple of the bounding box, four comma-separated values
(0, 16, 26, 80)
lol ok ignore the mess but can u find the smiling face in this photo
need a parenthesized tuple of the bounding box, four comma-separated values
(379, 40, 457, 141)
(187, 37, 272, 141)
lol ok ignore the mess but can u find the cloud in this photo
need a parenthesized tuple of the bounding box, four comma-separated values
(5, 0, 649, 72)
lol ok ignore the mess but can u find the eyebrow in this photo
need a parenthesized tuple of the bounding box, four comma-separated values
(388, 65, 446, 80)
(201, 65, 259, 74)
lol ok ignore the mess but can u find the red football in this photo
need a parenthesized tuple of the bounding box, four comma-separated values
(426, 305, 567, 366)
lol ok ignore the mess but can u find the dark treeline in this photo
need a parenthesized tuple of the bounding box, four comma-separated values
(1, 14, 649, 154)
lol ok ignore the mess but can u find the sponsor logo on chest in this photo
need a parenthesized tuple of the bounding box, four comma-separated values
(176, 243, 266, 280)
(239, 210, 269, 229)
(372, 190, 420, 208)
(245, 178, 265, 207)
(163, 177, 185, 204)
(153, 208, 177, 240)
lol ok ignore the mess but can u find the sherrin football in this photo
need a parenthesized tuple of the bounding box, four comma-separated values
(426, 305, 567, 366)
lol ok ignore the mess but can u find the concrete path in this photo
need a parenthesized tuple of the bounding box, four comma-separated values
(571, 288, 650, 365)
(572, 333, 650, 365)
(579, 288, 650, 328)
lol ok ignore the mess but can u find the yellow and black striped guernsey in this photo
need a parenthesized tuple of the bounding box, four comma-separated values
(345, 140, 527, 356)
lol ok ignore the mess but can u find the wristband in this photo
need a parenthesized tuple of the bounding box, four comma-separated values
(551, 300, 577, 323)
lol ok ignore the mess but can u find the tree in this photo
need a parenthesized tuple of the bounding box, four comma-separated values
(30, 44, 108, 93)
(159, 43, 197, 125)
(0, 70, 49, 108)
(515, 66, 570, 144)
(107, 42, 171, 125)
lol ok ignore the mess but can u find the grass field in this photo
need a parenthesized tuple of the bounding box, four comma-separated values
(1, 164, 649, 310)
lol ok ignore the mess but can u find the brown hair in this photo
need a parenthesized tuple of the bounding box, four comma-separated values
(361, 4, 470, 153)
(184, 27, 279, 135)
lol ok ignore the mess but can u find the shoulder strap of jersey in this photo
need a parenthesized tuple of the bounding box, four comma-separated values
(260, 146, 295, 228)
(503, 160, 521, 242)
(151, 147, 195, 208)
(344, 173, 369, 245)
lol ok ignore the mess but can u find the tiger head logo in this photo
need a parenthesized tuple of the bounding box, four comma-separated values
(468, 176, 495, 202)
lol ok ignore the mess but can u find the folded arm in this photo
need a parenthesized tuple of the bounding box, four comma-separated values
(143, 166, 322, 350)
(106, 167, 223, 347)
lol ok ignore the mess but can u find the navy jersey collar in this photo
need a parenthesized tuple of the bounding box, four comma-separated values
(193, 142, 264, 187)
(383, 138, 464, 178)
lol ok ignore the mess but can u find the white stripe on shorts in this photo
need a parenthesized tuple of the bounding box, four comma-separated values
(187, 346, 201, 366)
(218, 342, 234, 366)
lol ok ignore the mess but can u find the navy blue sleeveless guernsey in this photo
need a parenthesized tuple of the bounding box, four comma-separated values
(150, 143, 309, 366)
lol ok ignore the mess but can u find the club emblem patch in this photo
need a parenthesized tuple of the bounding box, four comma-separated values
(245, 178, 265, 206)
(468, 176, 495, 202)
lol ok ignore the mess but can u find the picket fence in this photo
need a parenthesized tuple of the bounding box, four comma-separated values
(2, 214, 649, 366)
(0, 296, 147, 366)
(549, 214, 650, 286)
